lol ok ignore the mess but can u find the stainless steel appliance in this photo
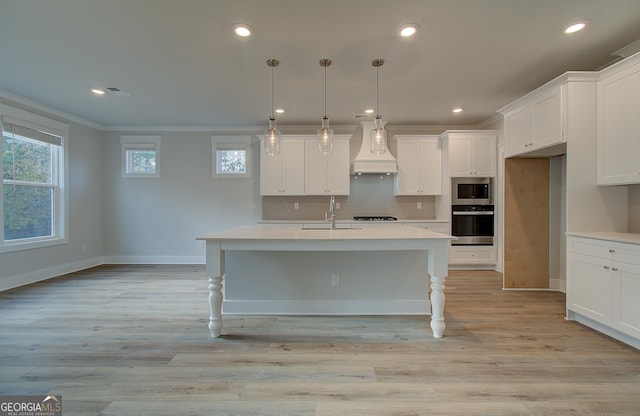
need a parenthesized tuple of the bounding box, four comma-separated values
(353, 216, 398, 221)
(451, 205, 494, 245)
(452, 177, 491, 205)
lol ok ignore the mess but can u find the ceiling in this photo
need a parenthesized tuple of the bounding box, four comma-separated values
(2, 0, 640, 129)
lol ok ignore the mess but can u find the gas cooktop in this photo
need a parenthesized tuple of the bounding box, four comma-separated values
(353, 216, 398, 221)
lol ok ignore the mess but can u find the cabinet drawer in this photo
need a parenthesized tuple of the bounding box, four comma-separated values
(568, 237, 640, 265)
(405, 222, 450, 234)
(449, 246, 496, 264)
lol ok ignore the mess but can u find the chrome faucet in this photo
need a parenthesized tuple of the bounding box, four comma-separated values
(325, 195, 336, 230)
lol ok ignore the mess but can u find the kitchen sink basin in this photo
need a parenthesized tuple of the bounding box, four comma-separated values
(301, 226, 361, 230)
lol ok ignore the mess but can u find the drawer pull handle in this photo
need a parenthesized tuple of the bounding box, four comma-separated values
(612, 267, 618, 272)
(609, 249, 615, 253)
(603, 265, 610, 270)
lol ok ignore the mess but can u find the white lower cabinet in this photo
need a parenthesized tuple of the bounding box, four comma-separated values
(449, 245, 496, 265)
(567, 236, 640, 345)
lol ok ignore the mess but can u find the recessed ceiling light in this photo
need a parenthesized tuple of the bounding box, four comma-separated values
(399, 24, 419, 37)
(275, 108, 284, 114)
(564, 21, 587, 34)
(233, 24, 252, 37)
(452, 107, 463, 113)
(91, 88, 105, 95)
(364, 108, 374, 114)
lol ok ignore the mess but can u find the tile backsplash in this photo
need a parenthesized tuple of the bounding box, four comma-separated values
(262, 175, 437, 221)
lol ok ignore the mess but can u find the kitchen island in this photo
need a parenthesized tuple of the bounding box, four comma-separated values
(197, 225, 454, 338)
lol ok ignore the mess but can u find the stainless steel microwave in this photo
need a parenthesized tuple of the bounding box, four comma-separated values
(451, 178, 491, 205)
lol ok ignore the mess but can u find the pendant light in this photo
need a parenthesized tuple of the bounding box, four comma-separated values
(371, 58, 387, 155)
(317, 58, 334, 155)
(264, 58, 281, 156)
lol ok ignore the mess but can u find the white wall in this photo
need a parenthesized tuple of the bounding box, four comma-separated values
(101, 131, 261, 263)
(0, 99, 105, 290)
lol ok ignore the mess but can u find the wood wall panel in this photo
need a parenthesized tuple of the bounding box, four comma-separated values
(504, 158, 550, 288)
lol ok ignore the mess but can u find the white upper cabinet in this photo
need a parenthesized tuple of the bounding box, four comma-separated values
(260, 136, 305, 195)
(444, 130, 497, 177)
(304, 135, 350, 195)
(394, 135, 442, 195)
(502, 84, 564, 158)
(597, 55, 640, 185)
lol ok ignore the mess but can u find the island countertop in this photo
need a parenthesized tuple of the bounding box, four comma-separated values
(198, 225, 454, 242)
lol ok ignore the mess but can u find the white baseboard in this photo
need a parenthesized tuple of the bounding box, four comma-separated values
(222, 299, 431, 315)
(103, 255, 205, 264)
(0, 256, 104, 292)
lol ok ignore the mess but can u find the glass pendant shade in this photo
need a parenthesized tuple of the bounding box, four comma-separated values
(370, 116, 387, 155)
(370, 58, 387, 155)
(265, 59, 281, 156)
(317, 116, 334, 155)
(264, 117, 281, 156)
(317, 58, 333, 155)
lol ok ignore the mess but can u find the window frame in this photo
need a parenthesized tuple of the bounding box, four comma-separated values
(121, 135, 161, 178)
(212, 136, 252, 179)
(0, 103, 69, 253)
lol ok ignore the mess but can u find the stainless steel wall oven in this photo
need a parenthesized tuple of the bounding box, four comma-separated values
(451, 204, 494, 245)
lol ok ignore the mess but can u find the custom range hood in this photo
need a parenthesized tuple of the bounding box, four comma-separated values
(350, 120, 397, 174)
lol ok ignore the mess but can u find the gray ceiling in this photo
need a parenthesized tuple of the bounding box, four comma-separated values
(2, 0, 640, 129)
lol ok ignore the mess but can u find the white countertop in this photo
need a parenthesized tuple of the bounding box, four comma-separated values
(566, 231, 640, 245)
(258, 219, 449, 224)
(199, 225, 454, 241)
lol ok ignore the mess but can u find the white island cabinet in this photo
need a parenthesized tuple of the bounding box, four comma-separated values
(394, 135, 442, 195)
(597, 53, 640, 185)
(197, 226, 453, 339)
(567, 233, 640, 349)
(260, 136, 305, 195)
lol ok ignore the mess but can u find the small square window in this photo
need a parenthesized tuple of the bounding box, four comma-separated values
(121, 136, 160, 178)
(212, 136, 251, 178)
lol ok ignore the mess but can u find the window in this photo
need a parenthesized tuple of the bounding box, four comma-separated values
(212, 136, 251, 178)
(1, 104, 68, 252)
(121, 135, 161, 178)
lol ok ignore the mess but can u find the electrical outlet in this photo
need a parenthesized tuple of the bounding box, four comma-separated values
(417, 202, 422, 209)
(336, 202, 341, 209)
(331, 273, 340, 287)
(294, 202, 299, 210)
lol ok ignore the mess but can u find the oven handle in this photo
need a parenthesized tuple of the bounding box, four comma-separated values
(452, 211, 494, 215)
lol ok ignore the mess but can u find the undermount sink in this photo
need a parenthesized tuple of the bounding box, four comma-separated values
(301, 226, 361, 230)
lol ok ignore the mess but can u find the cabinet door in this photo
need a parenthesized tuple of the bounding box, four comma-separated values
(504, 104, 533, 157)
(614, 261, 640, 339)
(326, 138, 350, 195)
(567, 253, 613, 325)
(305, 137, 350, 195)
(395, 138, 421, 194)
(473, 136, 497, 177)
(260, 140, 285, 195)
(418, 138, 442, 194)
(281, 139, 305, 195)
(448, 137, 472, 177)
(597, 61, 640, 185)
(533, 87, 563, 148)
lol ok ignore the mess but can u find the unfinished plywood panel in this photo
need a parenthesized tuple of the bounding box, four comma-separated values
(504, 158, 550, 288)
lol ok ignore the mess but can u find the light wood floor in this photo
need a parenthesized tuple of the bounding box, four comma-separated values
(1, 265, 639, 415)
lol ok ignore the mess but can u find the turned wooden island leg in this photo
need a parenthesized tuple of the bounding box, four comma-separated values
(205, 240, 225, 338)
(427, 242, 448, 338)
(429, 274, 446, 338)
(208, 275, 223, 337)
